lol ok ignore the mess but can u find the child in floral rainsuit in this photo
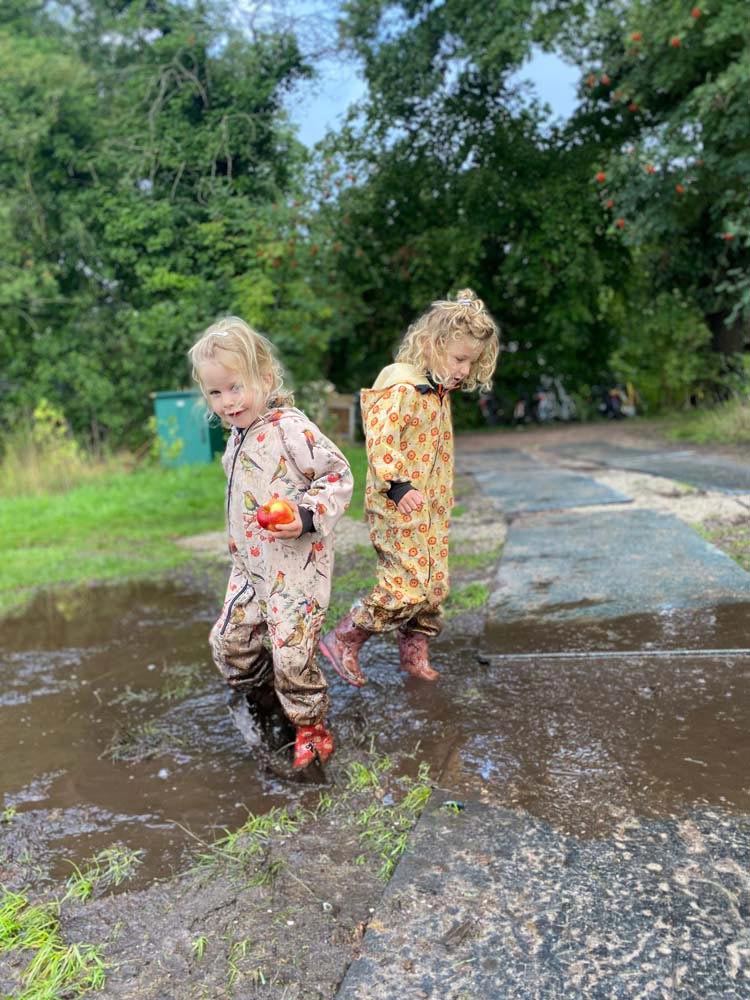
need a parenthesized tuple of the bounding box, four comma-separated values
(189, 317, 353, 768)
(320, 289, 499, 686)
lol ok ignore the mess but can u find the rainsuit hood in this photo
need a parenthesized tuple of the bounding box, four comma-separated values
(360, 364, 430, 419)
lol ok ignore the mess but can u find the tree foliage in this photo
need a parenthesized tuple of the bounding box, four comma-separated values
(0, 0, 341, 448)
(571, 0, 750, 350)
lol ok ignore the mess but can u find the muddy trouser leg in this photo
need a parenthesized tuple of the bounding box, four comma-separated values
(209, 600, 274, 701)
(398, 603, 444, 639)
(270, 614, 330, 728)
(351, 590, 443, 637)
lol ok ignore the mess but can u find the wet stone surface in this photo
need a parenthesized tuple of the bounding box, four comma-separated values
(338, 793, 750, 999)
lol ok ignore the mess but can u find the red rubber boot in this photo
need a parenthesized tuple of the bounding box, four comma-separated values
(293, 723, 335, 769)
(398, 631, 440, 681)
(319, 613, 371, 687)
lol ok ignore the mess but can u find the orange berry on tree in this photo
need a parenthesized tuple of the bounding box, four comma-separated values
(670, 37, 681, 47)
(606, 199, 614, 209)
(691, 7, 701, 17)
(630, 31, 642, 42)
(628, 102, 639, 112)
(616, 218, 626, 229)
(600, 74, 611, 85)
(595, 171, 607, 183)
(722, 233, 735, 241)
(675, 184, 685, 194)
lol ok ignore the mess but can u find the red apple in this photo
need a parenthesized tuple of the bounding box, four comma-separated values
(257, 499, 296, 530)
(630, 32, 642, 42)
(616, 218, 626, 229)
(676, 184, 685, 194)
(595, 171, 607, 183)
(670, 37, 681, 48)
(691, 7, 701, 17)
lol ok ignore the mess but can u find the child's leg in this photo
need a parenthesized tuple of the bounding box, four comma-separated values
(270, 611, 333, 768)
(209, 590, 274, 696)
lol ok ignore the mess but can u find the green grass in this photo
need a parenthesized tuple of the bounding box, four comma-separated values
(661, 399, 750, 445)
(0, 445, 368, 618)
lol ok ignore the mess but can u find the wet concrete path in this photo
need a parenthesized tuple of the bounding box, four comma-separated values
(337, 442, 750, 998)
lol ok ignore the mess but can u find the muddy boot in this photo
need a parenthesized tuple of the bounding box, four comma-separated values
(293, 723, 334, 769)
(319, 613, 371, 687)
(398, 631, 440, 681)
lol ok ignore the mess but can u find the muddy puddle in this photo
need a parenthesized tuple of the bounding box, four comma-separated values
(3, 584, 750, 890)
(0, 583, 308, 889)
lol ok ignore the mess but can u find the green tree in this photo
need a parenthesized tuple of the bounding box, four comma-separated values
(320, 0, 631, 401)
(570, 0, 750, 353)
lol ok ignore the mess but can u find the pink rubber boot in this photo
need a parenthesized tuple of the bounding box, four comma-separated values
(398, 631, 440, 681)
(319, 613, 371, 687)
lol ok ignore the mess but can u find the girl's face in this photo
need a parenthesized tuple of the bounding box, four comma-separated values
(433, 335, 484, 389)
(199, 359, 260, 429)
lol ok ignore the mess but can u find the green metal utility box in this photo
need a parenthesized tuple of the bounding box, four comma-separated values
(152, 390, 225, 467)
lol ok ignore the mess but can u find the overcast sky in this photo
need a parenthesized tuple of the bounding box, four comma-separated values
(288, 47, 581, 147)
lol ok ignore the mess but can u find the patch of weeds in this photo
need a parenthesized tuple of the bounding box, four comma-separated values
(64, 846, 143, 902)
(161, 662, 205, 701)
(101, 721, 182, 762)
(191, 935, 208, 961)
(0, 888, 107, 999)
(451, 504, 467, 518)
(446, 582, 490, 616)
(347, 759, 432, 880)
(227, 938, 266, 991)
(196, 807, 300, 872)
(450, 548, 502, 572)
(2, 806, 17, 823)
(246, 857, 286, 887)
(700, 521, 750, 572)
(345, 752, 394, 791)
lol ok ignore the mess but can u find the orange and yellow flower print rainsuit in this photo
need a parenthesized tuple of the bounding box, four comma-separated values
(352, 363, 454, 638)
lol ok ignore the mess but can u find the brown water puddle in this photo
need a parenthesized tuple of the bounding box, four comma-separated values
(0, 583, 307, 887)
(3, 585, 750, 889)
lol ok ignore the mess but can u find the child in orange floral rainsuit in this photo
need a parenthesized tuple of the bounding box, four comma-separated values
(189, 317, 353, 768)
(320, 289, 499, 686)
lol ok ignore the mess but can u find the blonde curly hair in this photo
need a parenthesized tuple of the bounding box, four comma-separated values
(395, 288, 500, 392)
(189, 316, 292, 427)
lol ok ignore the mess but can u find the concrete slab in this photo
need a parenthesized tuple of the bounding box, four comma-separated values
(486, 508, 750, 630)
(549, 440, 750, 494)
(458, 449, 631, 513)
(336, 792, 750, 1000)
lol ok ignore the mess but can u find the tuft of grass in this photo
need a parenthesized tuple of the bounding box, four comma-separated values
(446, 582, 490, 615)
(191, 935, 208, 961)
(196, 807, 300, 871)
(64, 846, 143, 903)
(101, 721, 182, 762)
(350, 760, 432, 880)
(664, 399, 750, 445)
(0, 889, 107, 999)
(450, 547, 502, 572)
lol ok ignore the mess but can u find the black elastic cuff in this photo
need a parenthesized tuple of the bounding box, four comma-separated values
(386, 481, 413, 504)
(298, 507, 315, 534)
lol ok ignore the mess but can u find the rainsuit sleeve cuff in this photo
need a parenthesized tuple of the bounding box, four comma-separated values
(298, 506, 315, 534)
(386, 480, 413, 504)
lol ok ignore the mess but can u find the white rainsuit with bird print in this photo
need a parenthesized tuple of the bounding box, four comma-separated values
(210, 403, 353, 726)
